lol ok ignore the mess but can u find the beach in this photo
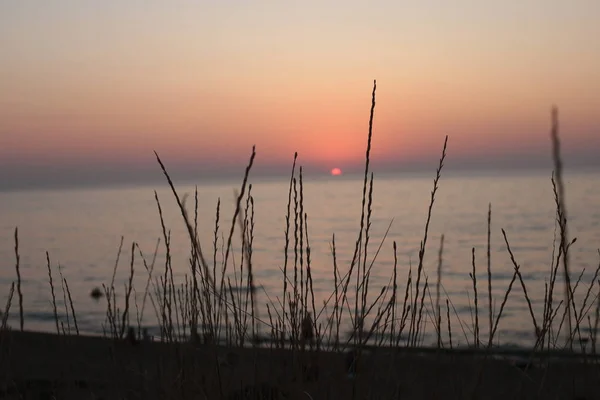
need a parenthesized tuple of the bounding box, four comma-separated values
(1, 329, 599, 399)
(3, 1, 600, 397)
(1, 164, 599, 400)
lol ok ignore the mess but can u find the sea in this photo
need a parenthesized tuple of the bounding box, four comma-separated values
(1, 168, 599, 350)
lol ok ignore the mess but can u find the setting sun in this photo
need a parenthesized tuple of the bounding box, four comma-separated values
(331, 167, 342, 176)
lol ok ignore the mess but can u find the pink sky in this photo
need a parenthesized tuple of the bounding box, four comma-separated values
(1, 1, 599, 188)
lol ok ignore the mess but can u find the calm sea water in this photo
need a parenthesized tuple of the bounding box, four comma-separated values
(1, 170, 599, 348)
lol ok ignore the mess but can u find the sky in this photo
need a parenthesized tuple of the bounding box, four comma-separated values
(1, 1, 599, 190)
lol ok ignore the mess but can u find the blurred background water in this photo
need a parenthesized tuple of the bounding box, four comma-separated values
(1, 169, 599, 349)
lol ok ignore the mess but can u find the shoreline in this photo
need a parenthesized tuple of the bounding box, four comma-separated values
(1, 330, 599, 399)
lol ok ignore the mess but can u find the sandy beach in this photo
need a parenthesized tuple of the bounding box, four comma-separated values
(0, 330, 598, 399)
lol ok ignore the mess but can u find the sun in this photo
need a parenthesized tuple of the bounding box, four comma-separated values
(330, 167, 342, 176)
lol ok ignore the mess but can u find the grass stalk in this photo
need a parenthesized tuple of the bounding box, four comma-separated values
(46, 252, 60, 335)
(14, 228, 23, 332)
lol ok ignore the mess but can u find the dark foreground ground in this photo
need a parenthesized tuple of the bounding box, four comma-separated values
(0, 330, 599, 399)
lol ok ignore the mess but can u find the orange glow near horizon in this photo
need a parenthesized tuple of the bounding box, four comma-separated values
(331, 167, 342, 176)
(1, 2, 600, 175)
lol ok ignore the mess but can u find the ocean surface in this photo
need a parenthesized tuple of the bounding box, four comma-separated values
(1, 169, 599, 349)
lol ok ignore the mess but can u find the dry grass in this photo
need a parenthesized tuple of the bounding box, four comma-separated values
(1, 81, 600, 399)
